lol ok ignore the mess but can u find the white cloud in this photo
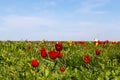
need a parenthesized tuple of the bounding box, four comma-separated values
(0, 19, 120, 41)
(1, 15, 59, 28)
(0, 14, 120, 41)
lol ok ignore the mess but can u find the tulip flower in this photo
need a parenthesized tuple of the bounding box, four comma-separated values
(103, 40, 109, 44)
(55, 42, 62, 52)
(95, 49, 101, 55)
(31, 59, 39, 67)
(111, 41, 118, 44)
(48, 51, 58, 60)
(83, 55, 90, 64)
(60, 67, 65, 72)
(40, 47, 47, 58)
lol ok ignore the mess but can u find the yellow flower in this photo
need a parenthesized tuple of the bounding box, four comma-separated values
(68, 40, 72, 44)
(68, 40, 73, 46)
(95, 42, 98, 46)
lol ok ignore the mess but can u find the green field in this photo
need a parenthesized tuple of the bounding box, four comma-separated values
(0, 41, 120, 80)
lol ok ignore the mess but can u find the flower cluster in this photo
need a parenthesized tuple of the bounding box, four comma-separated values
(83, 49, 101, 64)
(30, 40, 105, 72)
(40, 42, 63, 60)
(48, 50, 63, 60)
(31, 42, 65, 72)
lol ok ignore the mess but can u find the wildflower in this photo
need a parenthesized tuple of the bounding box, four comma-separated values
(95, 42, 98, 46)
(79, 41, 86, 45)
(60, 67, 65, 72)
(48, 50, 58, 60)
(83, 55, 90, 64)
(95, 49, 101, 55)
(111, 41, 118, 44)
(40, 47, 47, 58)
(98, 40, 102, 44)
(68, 40, 73, 46)
(55, 42, 62, 52)
(103, 40, 109, 44)
(31, 59, 39, 67)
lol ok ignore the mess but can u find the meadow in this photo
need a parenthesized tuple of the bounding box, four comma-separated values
(0, 40, 120, 80)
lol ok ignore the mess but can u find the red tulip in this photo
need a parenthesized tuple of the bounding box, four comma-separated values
(79, 41, 86, 45)
(60, 67, 65, 72)
(48, 51, 58, 60)
(103, 40, 109, 44)
(111, 41, 118, 44)
(94, 40, 102, 45)
(98, 40, 103, 44)
(55, 42, 62, 52)
(58, 53, 63, 58)
(31, 59, 39, 67)
(95, 49, 101, 55)
(40, 47, 47, 58)
(83, 55, 90, 64)
(41, 51, 47, 58)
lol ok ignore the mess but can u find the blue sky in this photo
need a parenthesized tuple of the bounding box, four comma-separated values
(0, 0, 120, 41)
